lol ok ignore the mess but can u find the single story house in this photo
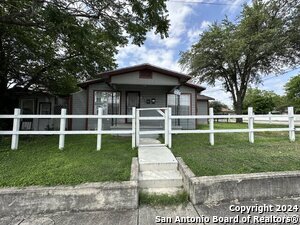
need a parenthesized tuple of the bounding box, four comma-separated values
(12, 87, 69, 131)
(197, 94, 215, 125)
(70, 64, 214, 130)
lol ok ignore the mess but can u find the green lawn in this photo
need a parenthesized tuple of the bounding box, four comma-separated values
(0, 135, 136, 187)
(1, 123, 300, 188)
(171, 123, 300, 176)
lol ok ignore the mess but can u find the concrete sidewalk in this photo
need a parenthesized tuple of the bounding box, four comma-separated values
(2, 197, 300, 225)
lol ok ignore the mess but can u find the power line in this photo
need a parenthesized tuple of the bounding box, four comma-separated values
(201, 67, 300, 92)
(168, 0, 243, 6)
(262, 66, 300, 81)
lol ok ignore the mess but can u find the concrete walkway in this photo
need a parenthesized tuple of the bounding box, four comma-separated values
(138, 138, 183, 194)
(2, 198, 300, 225)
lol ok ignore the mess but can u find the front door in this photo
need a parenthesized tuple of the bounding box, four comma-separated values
(126, 91, 140, 123)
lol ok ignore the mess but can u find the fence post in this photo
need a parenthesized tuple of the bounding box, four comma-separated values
(59, 108, 66, 150)
(209, 108, 214, 146)
(96, 107, 103, 151)
(164, 108, 168, 146)
(136, 109, 140, 147)
(268, 112, 272, 124)
(248, 107, 254, 143)
(132, 107, 136, 149)
(288, 107, 295, 142)
(11, 108, 21, 150)
(168, 107, 172, 148)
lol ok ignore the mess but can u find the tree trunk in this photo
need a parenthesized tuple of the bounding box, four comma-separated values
(0, 34, 15, 130)
(234, 95, 243, 123)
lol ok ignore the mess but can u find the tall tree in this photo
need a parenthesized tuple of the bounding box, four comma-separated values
(285, 74, 300, 112)
(209, 101, 229, 114)
(0, 0, 169, 113)
(243, 88, 279, 114)
(179, 0, 300, 121)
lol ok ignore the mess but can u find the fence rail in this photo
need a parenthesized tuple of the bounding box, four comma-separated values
(0, 107, 136, 150)
(0, 106, 298, 150)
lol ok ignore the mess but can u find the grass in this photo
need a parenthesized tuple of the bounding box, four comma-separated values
(171, 122, 300, 176)
(1, 122, 300, 188)
(0, 135, 136, 187)
(139, 191, 189, 206)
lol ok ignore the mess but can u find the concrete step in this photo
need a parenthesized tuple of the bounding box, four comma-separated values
(140, 187, 184, 196)
(138, 146, 178, 171)
(139, 170, 183, 188)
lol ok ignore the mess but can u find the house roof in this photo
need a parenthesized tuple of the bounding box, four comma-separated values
(78, 78, 107, 88)
(8, 87, 54, 97)
(97, 63, 191, 81)
(197, 94, 215, 101)
(78, 64, 206, 90)
(185, 82, 206, 92)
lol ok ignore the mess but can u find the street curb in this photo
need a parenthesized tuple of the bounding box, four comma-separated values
(0, 159, 139, 217)
(177, 157, 300, 205)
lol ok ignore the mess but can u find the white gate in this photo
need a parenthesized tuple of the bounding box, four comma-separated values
(135, 108, 171, 147)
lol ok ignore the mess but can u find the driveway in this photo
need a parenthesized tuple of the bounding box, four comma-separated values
(1, 197, 300, 225)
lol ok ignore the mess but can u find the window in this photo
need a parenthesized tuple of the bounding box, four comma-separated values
(21, 99, 35, 114)
(167, 94, 191, 126)
(94, 91, 120, 115)
(39, 102, 51, 114)
(167, 94, 191, 115)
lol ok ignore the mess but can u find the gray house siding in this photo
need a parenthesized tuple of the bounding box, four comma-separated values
(111, 71, 180, 86)
(71, 70, 204, 130)
(197, 100, 209, 125)
(71, 90, 87, 130)
(87, 83, 113, 130)
(175, 85, 197, 129)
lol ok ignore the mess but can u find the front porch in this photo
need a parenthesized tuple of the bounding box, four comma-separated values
(90, 84, 197, 130)
(110, 123, 183, 138)
(71, 64, 210, 131)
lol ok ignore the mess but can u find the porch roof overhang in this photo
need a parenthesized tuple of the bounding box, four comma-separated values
(77, 78, 108, 88)
(185, 83, 206, 92)
(197, 94, 215, 101)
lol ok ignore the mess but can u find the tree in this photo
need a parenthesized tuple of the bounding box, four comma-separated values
(179, 0, 300, 122)
(209, 101, 229, 114)
(243, 88, 279, 114)
(285, 75, 300, 112)
(0, 0, 170, 113)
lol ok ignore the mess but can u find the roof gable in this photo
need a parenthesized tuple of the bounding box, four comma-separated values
(77, 64, 205, 91)
(98, 63, 191, 82)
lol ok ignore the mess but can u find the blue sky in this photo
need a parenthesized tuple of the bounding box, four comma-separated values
(116, 0, 300, 108)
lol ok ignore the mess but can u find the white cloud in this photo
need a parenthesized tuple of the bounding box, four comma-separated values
(223, 0, 252, 14)
(187, 20, 212, 44)
(116, 1, 194, 72)
(145, 1, 193, 49)
(147, 32, 181, 48)
(116, 44, 181, 71)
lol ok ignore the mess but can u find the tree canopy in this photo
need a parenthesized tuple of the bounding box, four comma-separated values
(209, 101, 230, 114)
(0, 0, 169, 113)
(179, 0, 300, 120)
(285, 74, 300, 112)
(242, 88, 283, 114)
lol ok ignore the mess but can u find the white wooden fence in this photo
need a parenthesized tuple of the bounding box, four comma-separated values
(0, 107, 137, 150)
(0, 107, 297, 150)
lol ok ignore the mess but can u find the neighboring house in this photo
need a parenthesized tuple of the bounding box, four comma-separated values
(12, 87, 69, 131)
(70, 64, 214, 130)
(197, 94, 215, 125)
